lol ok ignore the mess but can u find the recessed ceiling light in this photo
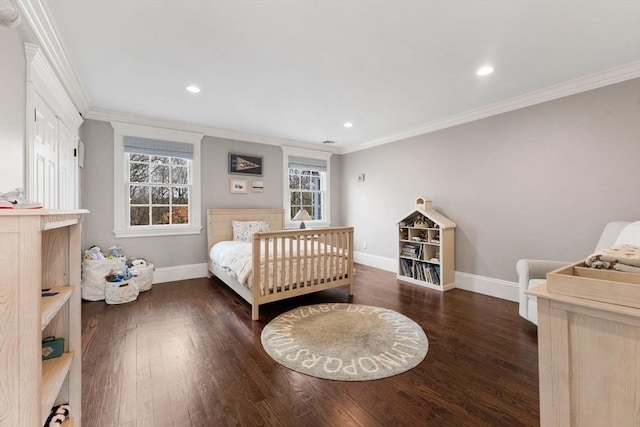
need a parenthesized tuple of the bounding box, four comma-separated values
(476, 66, 494, 76)
(186, 85, 201, 93)
(344, 122, 353, 128)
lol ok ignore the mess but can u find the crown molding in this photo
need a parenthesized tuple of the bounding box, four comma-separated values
(340, 61, 640, 154)
(84, 108, 341, 154)
(16, 0, 91, 114)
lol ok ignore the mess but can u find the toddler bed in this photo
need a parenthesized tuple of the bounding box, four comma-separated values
(207, 208, 354, 320)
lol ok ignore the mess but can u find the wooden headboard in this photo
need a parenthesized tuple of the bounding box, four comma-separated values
(207, 208, 285, 252)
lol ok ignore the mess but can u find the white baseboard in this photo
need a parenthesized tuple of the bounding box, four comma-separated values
(354, 251, 397, 272)
(454, 271, 519, 302)
(353, 252, 518, 302)
(153, 263, 209, 284)
(153, 259, 519, 302)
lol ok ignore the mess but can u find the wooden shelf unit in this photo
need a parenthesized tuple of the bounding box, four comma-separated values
(0, 210, 86, 426)
(397, 197, 456, 291)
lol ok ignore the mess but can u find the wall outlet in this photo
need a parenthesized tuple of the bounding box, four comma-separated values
(362, 241, 367, 249)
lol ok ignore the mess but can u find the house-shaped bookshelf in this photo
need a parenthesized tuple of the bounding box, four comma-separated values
(398, 197, 456, 291)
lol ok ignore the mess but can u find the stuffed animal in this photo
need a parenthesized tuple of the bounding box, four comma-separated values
(131, 258, 147, 268)
(45, 404, 70, 426)
(108, 245, 123, 258)
(105, 269, 124, 282)
(85, 246, 105, 260)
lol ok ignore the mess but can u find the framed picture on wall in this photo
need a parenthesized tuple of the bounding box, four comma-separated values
(252, 180, 264, 193)
(229, 153, 263, 176)
(229, 178, 248, 194)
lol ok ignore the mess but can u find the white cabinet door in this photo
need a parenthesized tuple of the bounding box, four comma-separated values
(58, 121, 77, 209)
(31, 94, 78, 209)
(32, 94, 59, 208)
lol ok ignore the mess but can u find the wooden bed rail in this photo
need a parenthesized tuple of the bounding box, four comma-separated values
(250, 226, 355, 320)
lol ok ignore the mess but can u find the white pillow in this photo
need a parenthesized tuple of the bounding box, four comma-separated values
(232, 220, 270, 242)
(614, 221, 640, 247)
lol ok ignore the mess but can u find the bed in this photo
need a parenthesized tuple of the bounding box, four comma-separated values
(207, 208, 355, 320)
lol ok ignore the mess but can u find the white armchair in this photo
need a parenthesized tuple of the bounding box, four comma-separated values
(517, 221, 633, 325)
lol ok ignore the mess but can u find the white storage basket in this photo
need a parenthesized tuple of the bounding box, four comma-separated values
(133, 263, 155, 292)
(81, 258, 126, 301)
(105, 279, 139, 305)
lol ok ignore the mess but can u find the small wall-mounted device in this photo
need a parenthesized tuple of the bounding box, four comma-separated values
(357, 174, 365, 182)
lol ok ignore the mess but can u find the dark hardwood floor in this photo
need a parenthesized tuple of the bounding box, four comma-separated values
(81, 264, 540, 427)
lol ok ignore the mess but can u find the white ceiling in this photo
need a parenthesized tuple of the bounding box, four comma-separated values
(41, 1, 640, 153)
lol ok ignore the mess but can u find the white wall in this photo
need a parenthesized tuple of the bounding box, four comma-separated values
(341, 79, 640, 284)
(0, 25, 28, 192)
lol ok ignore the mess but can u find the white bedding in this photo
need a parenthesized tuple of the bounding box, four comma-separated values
(209, 241, 253, 284)
(209, 238, 347, 295)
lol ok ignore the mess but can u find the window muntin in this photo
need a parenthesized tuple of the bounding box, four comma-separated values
(127, 153, 191, 227)
(288, 167, 325, 221)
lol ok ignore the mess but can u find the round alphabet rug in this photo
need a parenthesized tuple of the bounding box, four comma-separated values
(261, 303, 428, 381)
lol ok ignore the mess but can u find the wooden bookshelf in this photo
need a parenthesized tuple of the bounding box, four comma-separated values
(397, 197, 456, 291)
(0, 210, 86, 426)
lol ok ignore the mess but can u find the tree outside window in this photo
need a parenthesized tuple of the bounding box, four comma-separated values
(288, 167, 324, 221)
(128, 154, 190, 226)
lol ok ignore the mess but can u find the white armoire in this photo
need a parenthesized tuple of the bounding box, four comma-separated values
(25, 43, 83, 209)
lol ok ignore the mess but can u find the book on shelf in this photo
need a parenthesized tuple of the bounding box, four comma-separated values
(414, 262, 440, 286)
(400, 258, 411, 276)
(401, 244, 418, 258)
(400, 258, 441, 285)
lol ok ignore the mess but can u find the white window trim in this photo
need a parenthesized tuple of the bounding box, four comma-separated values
(111, 121, 204, 238)
(282, 146, 332, 229)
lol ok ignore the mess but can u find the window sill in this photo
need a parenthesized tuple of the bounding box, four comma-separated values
(114, 225, 202, 238)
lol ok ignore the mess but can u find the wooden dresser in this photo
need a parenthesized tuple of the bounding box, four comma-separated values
(527, 262, 640, 427)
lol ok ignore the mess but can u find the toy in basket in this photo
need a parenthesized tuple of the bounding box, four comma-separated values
(104, 270, 139, 304)
(128, 258, 154, 292)
(81, 245, 127, 301)
(82, 256, 126, 301)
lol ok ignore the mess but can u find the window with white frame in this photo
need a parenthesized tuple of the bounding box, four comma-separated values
(112, 122, 203, 238)
(126, 139, 191, 226)
(282, 146, 332, 228)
